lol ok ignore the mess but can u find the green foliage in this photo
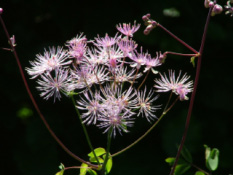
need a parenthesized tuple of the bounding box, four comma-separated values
(17, 107, 33, 119)
(166, 145, 221, 175)
(88, 148, 113, 174)
(80, 163, 89, 175)
(88, 148, 106, 158)
(190, 56, 196, 67)
(55, 170, 64, 175)
(165, 157, 191, 175)
(195, 171, 206, 175)
(103, 154, 113, 173)
(163, 8, 180, 17)
(181, 145, 192, 163)
(204, 145, 219, 171)
(55, 163, 65, 175)
(80, 163, 97, 175)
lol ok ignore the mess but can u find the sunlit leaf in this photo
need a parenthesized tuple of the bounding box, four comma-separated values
(190, 56, 196, 67)
(204, 145, 219, 171)
(103, 154, 113, 173)
(58, 163, 65, 170)
(195, 171, 206, 175)
(88, 148, 106, 158)
(80, 163, 88, 175)
(165, 157, 176, 166)
(55, 169, 64, 175)
(90, 156, 104, 163)
(204, 145, 211, 160)
(207, 148, 219, 171)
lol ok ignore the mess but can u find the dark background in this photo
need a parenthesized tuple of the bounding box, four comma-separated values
(1, 0, 233, 174)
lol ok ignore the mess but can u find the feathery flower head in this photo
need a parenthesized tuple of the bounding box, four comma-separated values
(154, 70, 193, 100)
(36, 68, 71, 102)
(94, 33, 120, 49)
(116, 21, 141, 37)
(225, 1, 233, 17)
(132, 87, 159, 122)
(77, 91, 102, 125)
(97, 108, 134, 137)
(118, 38, 138, 57)
(144, 53, 162, 73)
(129, 47, 148, 69)
(66, 33, 87, 63)
(26, 47, 71, 79)
(114, 67, 142, 84)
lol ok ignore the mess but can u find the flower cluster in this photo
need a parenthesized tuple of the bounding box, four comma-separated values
(26, 21, 193, 137)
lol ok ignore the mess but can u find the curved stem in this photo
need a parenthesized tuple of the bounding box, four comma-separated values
(164, 51, 198, 57)
(0, 15, 98, 169)
(137, 70, 150, 91)
(130, 68, 139, 88)
(101, 128, 113, 175)
(112, 96, 179, 157)
(191, 163, 210, 175)
(169, 6, 213, 175)
(70, 95, 100, 165)
(158, 24, 198, 54)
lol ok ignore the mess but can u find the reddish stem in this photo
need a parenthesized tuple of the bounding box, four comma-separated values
(0, 14, 98, 169)
(169, 6, 213, 175)
(158, 24, 199, 54)
(164, 51, 198, 57)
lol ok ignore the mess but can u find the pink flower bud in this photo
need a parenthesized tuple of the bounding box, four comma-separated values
(211, 4, 223, 16)
(143, 29, 150, 35)
(146, 13, 151, 18)
(0, 8, 3, 15)
(142, 15, 148, 21)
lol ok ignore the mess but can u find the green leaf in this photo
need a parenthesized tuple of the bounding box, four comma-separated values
(165, 157, 176, 166)
(80, 163, 89, 175)
(103, 154, 113, 173)
(190, 56, 196, 67)
(181, 145, 192, 163)
(17, 107, 33, 119)
(204, 145, 211, 160)
(174, 163, 191, 175)
(195, 171, 206, 175)
(207, 148, 219, 171)
(87, 169, 97, 175)
(204, 145, 219, 171)
(55, 169, 64, 175)
(163, 8, 180, 17)
(90, 156, 104, 163)
(58, 163, 65, 170)
(88, 148, 106, 158)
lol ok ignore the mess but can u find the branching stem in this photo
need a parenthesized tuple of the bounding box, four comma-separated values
(169, 6, 214, 175)
(0, 14, 98, 170)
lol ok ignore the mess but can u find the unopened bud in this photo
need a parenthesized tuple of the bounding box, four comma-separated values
(204, 0, 214, 8)
(146, 13, 151, 18)
(204, 0, 211, 8)
(0, 8, 3, 15)
(142, 15, 148, 21)
(143, 29, 150, 35)
(151, 21, 157, 27)
(211, 4, 223, 16)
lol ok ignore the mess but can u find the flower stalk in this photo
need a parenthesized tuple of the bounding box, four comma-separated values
(169, 5, 214, 175)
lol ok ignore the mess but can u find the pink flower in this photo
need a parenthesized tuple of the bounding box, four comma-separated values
(116, 21, 141, 37)
(26, 47, 72, 79)
(154, 70, 193, 100)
